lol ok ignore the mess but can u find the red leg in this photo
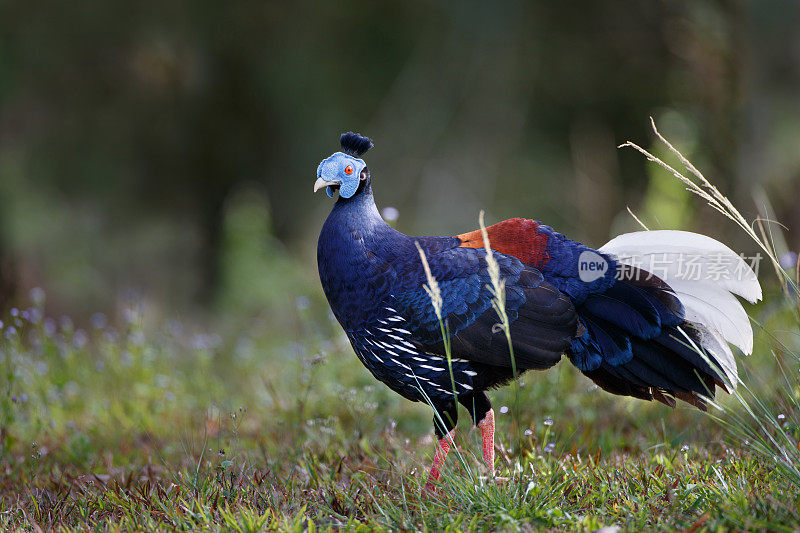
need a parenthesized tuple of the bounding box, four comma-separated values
(423, 429, 455, 493)
(477, 408, 495, 476)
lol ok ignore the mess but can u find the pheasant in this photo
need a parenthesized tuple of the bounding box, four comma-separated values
(314, 132, 761, 492)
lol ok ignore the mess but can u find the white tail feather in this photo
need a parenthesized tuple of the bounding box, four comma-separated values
(602, 231, 761, 303)
(600, 230, 762, 388)
(666, 280, 753, 354)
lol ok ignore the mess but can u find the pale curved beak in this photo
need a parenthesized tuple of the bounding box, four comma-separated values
(314, 177, 339, 193)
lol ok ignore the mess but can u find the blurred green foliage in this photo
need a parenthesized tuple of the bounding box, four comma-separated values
(1, 3, 799, 528)
(0, 1, 799, 317)
(0, 273, 798, 528)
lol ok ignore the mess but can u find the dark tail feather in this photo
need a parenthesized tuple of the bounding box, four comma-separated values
(569, 269, 726, 409)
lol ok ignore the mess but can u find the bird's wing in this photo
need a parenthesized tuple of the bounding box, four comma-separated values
(392, 239, 579, 369)
(457, 219, 761, 405)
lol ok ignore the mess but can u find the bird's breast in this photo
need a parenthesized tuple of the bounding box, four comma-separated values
(317, 222, 399, 329)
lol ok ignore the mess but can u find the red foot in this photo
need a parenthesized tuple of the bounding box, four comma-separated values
(423, 429, 455, 493)
(477, 408, 496, 476)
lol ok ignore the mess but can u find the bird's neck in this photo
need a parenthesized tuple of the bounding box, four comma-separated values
(323, 186, 395, 242)
(318, 186, 405, 326)
(334, 186, 382, 225)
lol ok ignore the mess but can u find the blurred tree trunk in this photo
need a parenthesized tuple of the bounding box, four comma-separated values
(0, 246, 16, 310)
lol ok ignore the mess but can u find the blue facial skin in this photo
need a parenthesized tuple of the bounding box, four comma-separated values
(317, 152, 367, 198)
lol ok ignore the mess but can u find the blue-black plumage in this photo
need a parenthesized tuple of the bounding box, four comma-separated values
(314, 132, 761, 491)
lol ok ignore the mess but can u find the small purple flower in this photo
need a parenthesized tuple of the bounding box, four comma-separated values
(295, 296, 311, 310)
(73, 330, 89, 349)
(29, 287, 45, 306)
(381, 206, 399, 222)
(26, 308, 42, 324)
(190, 334, 210, 350)
(779, 252, 798, 271)
(10, 308, 19, 317)
(5, 326, 17, 339)
(90, 313, 107, 329)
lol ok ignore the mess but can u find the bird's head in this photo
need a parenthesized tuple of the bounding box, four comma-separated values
(314, 132, 374, 199)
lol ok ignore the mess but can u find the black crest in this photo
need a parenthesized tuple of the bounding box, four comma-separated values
(340, 132, 373, 158)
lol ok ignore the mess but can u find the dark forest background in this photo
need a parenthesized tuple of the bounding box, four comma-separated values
(1, 0, 798, 322)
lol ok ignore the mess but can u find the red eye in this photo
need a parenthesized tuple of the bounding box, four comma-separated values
(344, 165, 354, 175)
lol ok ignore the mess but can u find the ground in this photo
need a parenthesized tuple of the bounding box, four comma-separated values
(0, 284, 799, 531)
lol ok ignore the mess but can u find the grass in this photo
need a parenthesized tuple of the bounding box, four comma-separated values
(0, 293, 797, 532)
(2, 295, 798, 531)
(2, 124, 800, 530)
